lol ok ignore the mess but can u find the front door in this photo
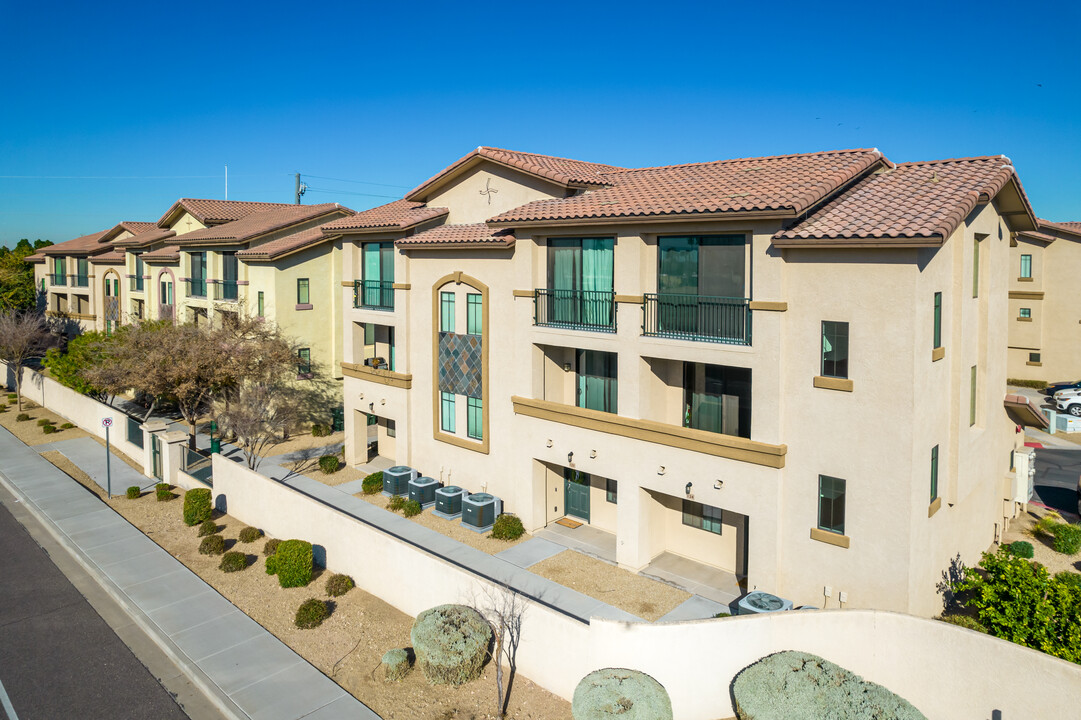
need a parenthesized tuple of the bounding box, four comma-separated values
(564, 468, 591, 522)
(151, 434, 162, 481)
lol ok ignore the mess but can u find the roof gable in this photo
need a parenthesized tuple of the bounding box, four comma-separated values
(156, 198, 299, 229)
(321, 199, 448, 234)
(172, 204, 349, 246)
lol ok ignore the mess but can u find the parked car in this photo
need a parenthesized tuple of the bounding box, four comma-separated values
(1047, 380, 1081, 397)
(1056, 395, 1081, 417)
(1054, 388, 1081, 402)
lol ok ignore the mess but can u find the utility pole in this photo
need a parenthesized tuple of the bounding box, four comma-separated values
(225, 164, 228, 200)
(295, 173, 302, 204)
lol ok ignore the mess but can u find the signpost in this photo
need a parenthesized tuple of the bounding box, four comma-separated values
(102, 417, 113, 497)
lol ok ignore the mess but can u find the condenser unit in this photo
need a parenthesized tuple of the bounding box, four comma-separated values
(434, 486, 467, 519)
(737, 591, 793, 615)
(462, 493, 502, 532)
(382, 465, 416, 496)
(409, 476, 438, 508)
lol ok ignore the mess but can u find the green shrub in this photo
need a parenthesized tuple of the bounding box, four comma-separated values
(197, 518, 219, 537)
(1008, 378, 1048, 390)
(36, 418, 49, 426)
(410, 604, 492, 686)
(311, 424, 331, 437)
(318, 454, 341, 474)
(1052, 523, 1081, 555)
(238, 526, 263, 543)
(326, 573, 355, 597)
(155, 483, 172, 501)
(491, 514, 524, 541)
(15, 413, 29, 422)
(41, 424, 55, 434)
(199, 534, 225, 556)
(265, 539, 313, 588)
(382, 648, 412, 682)
(1056, 571, 1081, 590)
(0, 403, 6, 412)
(387, 495, 407, 512)
(183, 488, 213, 526)
(402, 499, 422, 517)
(361, 472, 383, 495)
(1035, 512, 1063, 537)
(295, 598, 328, 629)
(219, 551, 248, 573)
(7, 393, 17, 402)
(1006, 540, 1034, 558)
(714, 612, 732, 618)
(263, 538, 281, 557)
(937, 613, 988, 634)
(59, 422, 75, 429)
(572, 668, 674, 720)
(126, 486, 141, 500)
(731, 651, 926, 720)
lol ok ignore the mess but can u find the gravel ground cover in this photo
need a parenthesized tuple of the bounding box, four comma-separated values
(0, 401, 89, 445)
(1000, 506, 1081, 575)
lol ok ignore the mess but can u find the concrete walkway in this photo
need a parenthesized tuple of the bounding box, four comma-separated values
(0, 426, 378, 720)
(37, 436, 154, 493)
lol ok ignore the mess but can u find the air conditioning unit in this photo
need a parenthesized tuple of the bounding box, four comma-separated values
(737, 591, 793, 615)
(434, 486, 467, 519)
(383, 465, 416, 496)
(409, 476, 438, 508)
(462, 493, 502, 532)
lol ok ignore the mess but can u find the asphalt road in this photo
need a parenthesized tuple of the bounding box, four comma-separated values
(1033, 447, 1081, 519)
(0, 497, 190, 720)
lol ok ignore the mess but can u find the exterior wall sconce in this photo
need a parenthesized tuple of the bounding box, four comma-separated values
(380, 398, 385, 405)
(567, 451, 574, 464)
(658, 466, 666, 475)
(369, 402, 374, 412)
(685, 482, 693, 496)
(590, 449, 597, 459)
(546, 439, 553, 448)
(563, 362, 572, 372)
(714, 480, 724, 490)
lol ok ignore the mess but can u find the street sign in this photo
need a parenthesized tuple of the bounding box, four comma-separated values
(102, 417, 113, 428)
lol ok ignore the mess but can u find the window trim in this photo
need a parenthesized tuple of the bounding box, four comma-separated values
(441, 392, 456, 433)
(1020, 253, 1032, 279)
(933, 292, 942, 349)
(930, 445, 939, 503)
(440, 292, 455, 333)
(467, 396, 483, 440)
(297, 278, 310, 305)
(817, 474, 846, 535)
(1019, 308, 1031, 319)
(820, 321, 849, 380)
(467, 293, 483, 335)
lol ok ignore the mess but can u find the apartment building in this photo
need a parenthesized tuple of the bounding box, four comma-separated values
(339, 146, 1040, 616)
(1007, 219, 1081, 382)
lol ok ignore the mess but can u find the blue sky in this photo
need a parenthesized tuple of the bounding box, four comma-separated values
(2, 0, 1079, 245)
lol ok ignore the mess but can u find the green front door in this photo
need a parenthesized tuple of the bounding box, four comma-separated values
(151, 435, 162, 481)
(564, 468, 591, 522)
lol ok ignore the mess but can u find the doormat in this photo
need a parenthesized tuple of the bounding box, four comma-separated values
(556, 517, 583, 529)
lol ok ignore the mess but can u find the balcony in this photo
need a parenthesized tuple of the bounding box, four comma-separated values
(71, 274, 89, 288)
(214, 281, 238, 302)
(643, 294, 751, 345)
(354, 280, 394, 310)
(49, 273, 66, 287)
(534, 289, 615, 333)
(187, 279, 207, 298)
(130, 276, 144, 292)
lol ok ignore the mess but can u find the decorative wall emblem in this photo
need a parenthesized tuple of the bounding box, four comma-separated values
(479, 178, 498, 205)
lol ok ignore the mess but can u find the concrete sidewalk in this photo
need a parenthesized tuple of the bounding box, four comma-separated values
(0, 426, 378, 720)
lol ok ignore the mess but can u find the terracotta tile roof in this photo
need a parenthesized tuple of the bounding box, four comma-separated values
(173, 204, 348, 245)
(321, 199, 448, 233)
(1038, 219, 1081, 238)
(112, 227, 177, 248)
(141, 245, 180, 262)
(774, 156, 1033, 246)
(156, 198, 299, 228)
(119, 221, 157, 235)
(89, 249, 126, 263)
(238, 226, 329, 261)
(39, 229, 112, 256)
(488, 149, 886, 225)
(406, 146, 623, 201)
(395, 223, 515, 249)
(24, 252, 47, 263)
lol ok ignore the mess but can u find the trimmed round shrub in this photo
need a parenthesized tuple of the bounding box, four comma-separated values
(1035, 512, 1062, 537)
(183, 488, 213, 526)
(41, 424, 55, 434)
(1051, 523, 1081, 555)
(572, 668, 673, 720)
(199, 534, 226, 556)
(295, 598, 328, 629)
(36, 418, 49, 427)
(265, 539, 313, 588)
(937, 613, 988, 634)
(387, 495, 407, 512)
(410, 604, 492, 686)
(263, 538, 281, 557)
(491, 514, 525, 541)
(0, 403, 7, 411)
(155, 483, 172, 502)
(59, 422, 75, 430)
(326, 573, 355, 597)
(16, 413, 30, 422)
(382, 648, 412, 682)
(197, 518, 219, 537)
(219, 551, 248, 573)
(402, 499, 422, 517)
(126, 486, 141, 500)
(1056, 571, 1081, 590)
(318, 454, 341, 474)
(311, 424, 331, 437)
(1006, 540, 1034, 558)
(6, 393, 16, 402)
(731, 651, 927, 720)
(361, 472, 383, 495)
(238, 526, 264, 543)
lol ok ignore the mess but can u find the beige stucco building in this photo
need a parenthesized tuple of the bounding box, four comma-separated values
(1006, 219, 1081, 383)
(338, 146, 1041, 616)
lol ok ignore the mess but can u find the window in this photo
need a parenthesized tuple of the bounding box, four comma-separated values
(441, 392, 456, 433)
(576, 349, 618, 413)
(972, 237, 980, 298)
(297, 348, 311, 375)
(1019, 308, 1031, 318)
(658, 235, 746, 298)
(132, 299, 144, 320)
(257, 291, 264, 318)
(133, 254, 145, 291)
(606, 478, 617, 504)
(297, 278, 310, 305)
(1020, 254, 1032, 279)
(52, 257, 65, 281)
(467, 396, 482, 439)
(930, 445, 939, 503)
(386, 419, 396, 438)
(467, 293, 483, 335)
(440, 292, 455, 332)
(683, 362, 751, 438)
(160, 279, 173, 305)
(546, 237, 615, 326)
(821, 321, 849, 379)
(221, 252, 238, 300)
(969, 365, 977, 426)
(360, 242, 394, 308)
(682, 500, 722, 534)
(933, 292, 942, 349)
(1029, 352, 1041, 363)
(817, 475, 846, 535)
(76, 257, 89, 284)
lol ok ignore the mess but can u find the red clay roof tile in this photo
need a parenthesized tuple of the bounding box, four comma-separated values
(112, 227, 177, 248)
(395, 223, 515, 248)
(173, 204, 347, 245)
(156, 198, 299, 228)
(1039, 219, 1081, 238)
(39, 229, 112, 256)
(237, 226, 330, 260)
(140, 245, 181, 262)
(321, 200, 447, 233)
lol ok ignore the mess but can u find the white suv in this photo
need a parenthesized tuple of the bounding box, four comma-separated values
(1056, 392, 1081, 416)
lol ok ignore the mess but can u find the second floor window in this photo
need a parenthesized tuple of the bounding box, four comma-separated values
(576, 349, 617, 414)
(933, 292, 942, 349)
(75, 257, 89, 285)
(1020, 254, 1032, 279)
(190, 252, 206, 296)
(467, 293, 482, 335)
(297, 278, 310, 305)
(545, 237, 614, 327)
(360, 242, 394, 308)
(658, 235, 745, 299)
(133, 253, 145, 291)
(441, 392, 456, 433)
(440, 292, 455, 332)
(818, 475, 846, 535)
(467, 397, 482, 440)
(257, 291, 264, 317)
(683, 362, 751, 438)
(821, 321, 849, 379)
(930, 445, 939, 503)
(52, 257, 65, 280)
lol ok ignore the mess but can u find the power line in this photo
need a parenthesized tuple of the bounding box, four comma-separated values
(0, 174, 227, 180)
(304, 186, 402, 200)
(301, 173, 412, 190)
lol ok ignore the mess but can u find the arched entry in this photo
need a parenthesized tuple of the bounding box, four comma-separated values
(102, 269, 121, 334)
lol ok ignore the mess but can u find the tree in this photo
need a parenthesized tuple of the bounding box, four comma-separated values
(0, 310, 57, 410)
(0, 239, 50, 312)
(215, 381, 304, 469)
(43, 329, 125, 403)
(474, 583, 528, 717)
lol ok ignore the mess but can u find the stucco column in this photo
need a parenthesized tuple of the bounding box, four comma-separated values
(616, 486, 653, 571)
(140, 420, 167, 479)
(160, 430, 188, 486)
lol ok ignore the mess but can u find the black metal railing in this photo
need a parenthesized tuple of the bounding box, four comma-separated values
(130, 276, 144, 292)
(354, 280, 394, 310)
(187, 279, 207, 298)
(49, 273, 66, 286)
(534, 289, 616, 333)
(643, 294, 751, 345)
(214, 280, 238, 301)
(71, 274, 89, 287)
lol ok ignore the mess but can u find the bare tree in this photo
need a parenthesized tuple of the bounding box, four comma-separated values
(0, 310, 56, 411)
(474, 583, 528, 717)
(215, 382, 303, 470)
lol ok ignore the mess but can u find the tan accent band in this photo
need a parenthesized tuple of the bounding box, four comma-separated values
(813, 376, 854, 392)
(392, 283, 411, 290)
(748, 301, 787, 312)
(340, 281, 353, 287)
(511, 396, 786, 468)
(810, 528, 850, 548)
(614, 294, 644, 304)
(928, 497, 942, 518)
(512, 289, 534, 298)
(932, 346, 945, 362)
(1016, 277, 1034, 283)
(1017, 317, 1033, 322)
(1027, 361, 1043, 367)
(1009, 291, 1044, 300)
(340, 362, 412, 389)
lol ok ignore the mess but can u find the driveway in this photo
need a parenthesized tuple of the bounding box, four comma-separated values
(1033, 447, 1081, 520)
